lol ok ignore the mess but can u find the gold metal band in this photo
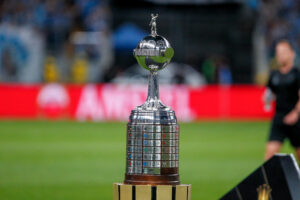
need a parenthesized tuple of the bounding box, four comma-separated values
(113, 183, 191, 200)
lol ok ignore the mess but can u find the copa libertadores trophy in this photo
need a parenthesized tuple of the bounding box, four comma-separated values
(113, 14, 191, 200)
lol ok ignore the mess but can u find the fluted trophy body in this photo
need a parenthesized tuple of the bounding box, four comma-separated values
(124, 14, 179, 185)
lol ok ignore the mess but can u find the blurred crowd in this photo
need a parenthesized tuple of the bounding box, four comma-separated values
(0, 0, 112, 83)
(201, 56, 232, 85)
(1, 0, 298, 85)
(262, 0, 300, 68)
(0, 0, 111, 47)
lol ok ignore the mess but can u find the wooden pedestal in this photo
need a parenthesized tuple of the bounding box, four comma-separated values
(113, 183, 191, 200)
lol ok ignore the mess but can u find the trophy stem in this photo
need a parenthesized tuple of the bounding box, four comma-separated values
(146, 71, 160, 102)
(136, 71, 169, 111)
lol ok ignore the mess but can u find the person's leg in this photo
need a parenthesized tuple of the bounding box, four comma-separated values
(265, 115, 286, 160)
(265, 141, 283, 160)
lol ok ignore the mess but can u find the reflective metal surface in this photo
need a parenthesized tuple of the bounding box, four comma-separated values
(124, 14, 180, 185)
(126, 123, 179, 176)
(133, 13, 174, 72)
(133, 36, 174, 72)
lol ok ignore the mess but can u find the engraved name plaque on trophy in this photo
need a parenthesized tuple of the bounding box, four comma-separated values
(113, 14, 191, 200)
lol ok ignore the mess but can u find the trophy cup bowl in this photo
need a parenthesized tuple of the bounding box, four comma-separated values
(134, 35, 174, 72)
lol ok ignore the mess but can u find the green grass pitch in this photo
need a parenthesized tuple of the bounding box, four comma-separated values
(0, 120, 295, 200)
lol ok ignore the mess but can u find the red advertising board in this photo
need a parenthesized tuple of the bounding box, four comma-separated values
(0, 84, 273, 121)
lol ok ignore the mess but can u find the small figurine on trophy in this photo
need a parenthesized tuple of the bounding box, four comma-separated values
(113, 14, 191, 200)
(149, 14, 158, 36)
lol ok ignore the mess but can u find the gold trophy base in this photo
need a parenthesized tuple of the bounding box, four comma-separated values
(113, 183, 191, 200)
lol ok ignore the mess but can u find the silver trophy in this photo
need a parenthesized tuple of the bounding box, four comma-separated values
(124, 14, 179, 185)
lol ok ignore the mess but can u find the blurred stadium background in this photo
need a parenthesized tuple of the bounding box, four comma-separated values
(0, 0, 298, 199)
